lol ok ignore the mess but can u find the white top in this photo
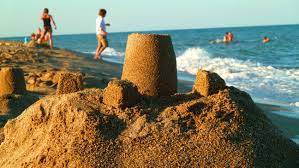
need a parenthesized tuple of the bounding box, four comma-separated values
(96, 16, 106, 35)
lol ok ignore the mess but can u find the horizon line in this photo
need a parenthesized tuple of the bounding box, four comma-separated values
(1, 23, 298, 39)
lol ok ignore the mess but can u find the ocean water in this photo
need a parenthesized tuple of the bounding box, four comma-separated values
(2, 24, 299, 143)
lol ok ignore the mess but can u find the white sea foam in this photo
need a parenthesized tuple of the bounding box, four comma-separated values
(103, 47, 125, 57)
(83, 47, 125, 57)
(176, 47, 299, 104)
(290, 102, 299, 107)
(291, 135, 299, 145)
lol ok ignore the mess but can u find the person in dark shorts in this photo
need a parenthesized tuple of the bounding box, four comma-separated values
(38, 8, 57, 49)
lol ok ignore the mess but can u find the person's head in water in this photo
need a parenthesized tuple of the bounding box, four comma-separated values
(99, 9, 107, 17)
(263, 36, 270, 43)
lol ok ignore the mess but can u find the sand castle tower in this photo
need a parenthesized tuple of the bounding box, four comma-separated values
(121, 33, 177, 97)
(0, 67, 26, 96)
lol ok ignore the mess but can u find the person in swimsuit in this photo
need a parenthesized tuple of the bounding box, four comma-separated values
(38, 8, 57, 49)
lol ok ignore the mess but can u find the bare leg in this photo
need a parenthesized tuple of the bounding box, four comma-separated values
(94, 44, 101, 59)
(38, 30, 47, 44)
(97, 45, 107, 59)
(49, 32, 53, 49)
(96, 39, 108, 60)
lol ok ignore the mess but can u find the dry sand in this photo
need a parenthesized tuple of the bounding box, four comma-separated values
(0, 40, 298, 167)
(0, 87, 298, 167)
(122, 34, 177, 97)
(0, 41, 121, 146)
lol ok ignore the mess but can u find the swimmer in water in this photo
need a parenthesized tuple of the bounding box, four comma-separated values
(223, 32, 234, 43)
(223, 32, 230, 43)
(228, 32, 234, 42)
(263, 36, 270, 43)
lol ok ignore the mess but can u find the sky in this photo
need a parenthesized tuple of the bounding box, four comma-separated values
(0, 0, 298, 37)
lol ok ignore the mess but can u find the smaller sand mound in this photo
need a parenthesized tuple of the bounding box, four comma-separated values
(56, 72, 83, 95)
(103, 79, 140, 108)
(0, 67, 26, 96)
(193, 69, 226, 96)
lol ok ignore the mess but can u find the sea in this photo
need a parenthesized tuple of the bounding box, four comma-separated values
(2, 24, 299, 144)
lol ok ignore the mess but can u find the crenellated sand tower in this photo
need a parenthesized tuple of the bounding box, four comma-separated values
(121, 33, 177, 97)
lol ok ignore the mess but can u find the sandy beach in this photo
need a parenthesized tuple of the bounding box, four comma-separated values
(0, 40, 298, 167)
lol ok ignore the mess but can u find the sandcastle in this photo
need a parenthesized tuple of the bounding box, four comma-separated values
(193, 70, 226, 96)
(121, 33, 177, 97)
(56, 72, 83, 95)
(103, 79, 140, 108)
(0, 67, 26, 96)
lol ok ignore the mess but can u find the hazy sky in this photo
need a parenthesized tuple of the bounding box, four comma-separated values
(0, 0, 298, 37)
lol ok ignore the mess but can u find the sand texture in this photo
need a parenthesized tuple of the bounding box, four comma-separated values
(103, 79, 140, 108)
(122, 34, 177, 97)
(0, 41, 121, 148)
(0, 86, 298, 167)
(0, 67, 26, 96)
(56, 72, 83, 95)
(193, 69, 226, 96)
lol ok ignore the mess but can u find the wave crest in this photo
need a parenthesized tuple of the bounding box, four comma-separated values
(176, 47, 299, 104)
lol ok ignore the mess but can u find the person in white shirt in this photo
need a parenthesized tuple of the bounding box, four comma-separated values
(94, 9, 110, 60)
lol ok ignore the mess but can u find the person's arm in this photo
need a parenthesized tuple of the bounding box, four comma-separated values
(100, 20, 107, 36)
(100, 28, 107, 36)
(50, 15, 57, 29)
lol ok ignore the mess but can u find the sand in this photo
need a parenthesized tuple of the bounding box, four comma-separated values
(0, 67, 26, 96)
(0, 40, 298, 167)
(193, 69, 226, 96)
(103, 79, 140, 108)
(122, 34, 177, 97)
(0, 86, 298, 167)
(56, 72, 83, 95)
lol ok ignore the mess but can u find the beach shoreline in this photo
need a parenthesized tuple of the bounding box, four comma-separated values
(0, 40, 298, 144)
(0, 40, 299, 167)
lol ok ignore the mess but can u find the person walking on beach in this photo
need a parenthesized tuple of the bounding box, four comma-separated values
(94, 9, 110, 60)
(38, 8, 57, 49)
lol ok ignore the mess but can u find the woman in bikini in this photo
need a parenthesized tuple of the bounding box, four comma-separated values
(39, 8, 57, 49)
